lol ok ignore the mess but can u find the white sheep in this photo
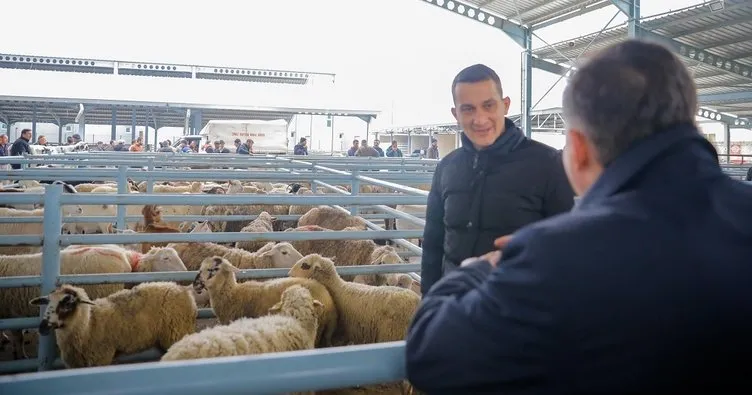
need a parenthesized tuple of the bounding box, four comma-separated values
(0, 206, 83, 255)
(288, 254, 419, 346)
(161, 284, 322, 374)
(193, 256, 337, 347)
(29, 282, 197, 368)
(235, 211, 276, 252)
(1, 245, 188, 359)
(168, 241, 302, 271)
(352, 245, 404, 286)
(296, 206, 367, 230)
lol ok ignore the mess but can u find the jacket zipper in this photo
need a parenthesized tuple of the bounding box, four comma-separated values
(472, 153, 479, 169)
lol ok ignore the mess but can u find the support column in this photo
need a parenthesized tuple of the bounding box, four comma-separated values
(521, 28, 533, 138)
(724, 122, 731, 164)
(31, 104, 37, 142)
(628, 0, 640, 38)
(58, 124, 63, 144)
(111, 108, 117, 141)
(192, 109, 203, 135)
(131, 110, 136, 142)
(78, 111, 86, 142)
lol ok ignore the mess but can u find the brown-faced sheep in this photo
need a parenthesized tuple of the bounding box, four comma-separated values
(168, 241, 302, 271)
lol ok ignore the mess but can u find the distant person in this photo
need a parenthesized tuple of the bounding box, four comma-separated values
(10, 128, 32, 170)
(356, 139, 379, 157)
(35, 135, 48, 146)
(373, 139, 384, 157)
(746, 166, 752, 181)
(347, 139, 359, 156)
(129, 137, 144, 152)
(426, 138, 439, 159)
(217, 140, 231, 153)
(70, 134, 81, 144)
(113, 140, 127, 151)
(66, 136, 74, 145)
(0, 134, 8, 157)
(294, 137, 308, 155)
(385, 141, 403, 157)
(235, 138, 253, 154)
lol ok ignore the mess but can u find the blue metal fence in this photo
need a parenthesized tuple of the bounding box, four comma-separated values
(0, 154, 428, 392)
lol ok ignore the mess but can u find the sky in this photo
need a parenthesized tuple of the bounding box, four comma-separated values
(1, 0, 707, 143)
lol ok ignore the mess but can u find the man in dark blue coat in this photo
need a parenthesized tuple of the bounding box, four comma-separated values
(420, 64, 575, 294)
(406, 39, 752, 394)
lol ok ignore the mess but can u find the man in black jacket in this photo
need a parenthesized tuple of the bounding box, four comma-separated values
(9, 128, 32, 170)
(420, 64, 574, 294)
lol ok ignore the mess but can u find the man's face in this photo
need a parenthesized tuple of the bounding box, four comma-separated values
(373, 140, 380, 147)
(0, 136, 7, 144)
(39, 137, 47, 145)
(451, 79, 510, 150)
(22, 131, 32, 140)
(352, 141, 359, 148)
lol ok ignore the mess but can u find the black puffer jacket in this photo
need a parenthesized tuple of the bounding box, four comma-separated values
(420, 119, 575, 293)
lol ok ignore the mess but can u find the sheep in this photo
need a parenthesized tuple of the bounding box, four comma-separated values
(386, 273, 421, 295)
(352, 245, 404, 286)
(139, 204, 182, 253)
(288, 254, 419, 346)
(29, 282, 197, 368)
(168, 241, 302, 271)
(0, 205, 83, 255)
(193, 256, 337, 347)
(297, 206, 367, 230)
(235, 211, 276, 252)
(139, 181, 203, 193)
(1, 245, 188, 359)
(161, 283, 322, 367)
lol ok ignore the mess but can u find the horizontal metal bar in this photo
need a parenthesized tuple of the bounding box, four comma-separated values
(0, 342, 407, 394)
(0, 316, 39, 331)
(59, 229, 424, 245)
(0, 193, 45, 204)
(0, 263, 421, 288)
(0, 348, 164, 375)
(366, 205, 426, 227)
(57, 193, 427, 205)
(0, 235, 43, 246)
(0, 212, 423, 224)
(356, 174, 430, 196)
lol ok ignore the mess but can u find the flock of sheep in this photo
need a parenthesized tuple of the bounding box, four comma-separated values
(0, 177, 429, 394)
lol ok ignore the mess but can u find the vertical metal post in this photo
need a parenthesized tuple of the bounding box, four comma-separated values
(78, 111, 86, 142)
(38, 183, 63, 371)
(147, 159, 155, 193)
(330, 116, 335, 154)
(57, 124, 63, 145)
(111, 108, 117, 142)
(192, 109, 203, 135)
(724, 123, 731, 164)
(628, 0, 640, 38)
(144, 113, 149, 149)
(131, 110, 137, 143)
(116, 166, 127, 230)
(311, 165, 318, 192)
(366, 118, 371, 142)
(350, 170, 360, 216)
(31, 104, 37, 142)
(521, 28, 533, 138)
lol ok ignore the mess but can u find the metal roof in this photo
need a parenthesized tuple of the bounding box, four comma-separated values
(0, 68, 380, 128)
(532, 0, 752, 121)
(460, 0, 614, 28)
(0, 52, 334, 86)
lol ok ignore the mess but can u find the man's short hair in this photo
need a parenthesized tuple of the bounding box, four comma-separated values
(451, 64, 504, 103)
(562, 39, 697, 166)
(21, 128, 31, 134)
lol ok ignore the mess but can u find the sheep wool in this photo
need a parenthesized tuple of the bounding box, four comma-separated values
(161, 284, 321, 363)
(30, 282, 197, 368)
(297, 206, 367, 230)
(168, 241, 302, 271)
(194, 256, 337, 347)
(235, 211, 276, 252)
(288, 254, 420, 345)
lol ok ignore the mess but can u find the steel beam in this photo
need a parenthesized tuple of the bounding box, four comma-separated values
(531, 57, 570, 76)
(533, 0, 613, 30)
(637, 28, 752, 82)
(418, 0, 528, 47)
(696, 107, 751, 129)
(669, 14, 752, 38)
(699, 91, 752, 104)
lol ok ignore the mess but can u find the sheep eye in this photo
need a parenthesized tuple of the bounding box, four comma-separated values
(282, 251, 288, 255)
(301, 262, 310, 270)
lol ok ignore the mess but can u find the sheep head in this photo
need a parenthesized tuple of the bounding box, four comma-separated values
(29, 285, 94, 336)
(268, 284, 324, 317)
(141, 247, 187, 272)
(258, 242, 303, 269)
(288, 254, 336, 281)
(194, 256, 239, 294)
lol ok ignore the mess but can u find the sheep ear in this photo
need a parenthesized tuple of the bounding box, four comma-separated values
(313, 299, 323, 308)
(29, 296, 49, 306)
(79, 298, 95, 305)
(268, 302, 282, 314)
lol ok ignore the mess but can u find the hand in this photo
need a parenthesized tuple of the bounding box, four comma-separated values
(493, 235, 513, 249)
(460, 250, 502, 269)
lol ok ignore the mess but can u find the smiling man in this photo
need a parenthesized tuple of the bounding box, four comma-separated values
(419, 64, 574, 294)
